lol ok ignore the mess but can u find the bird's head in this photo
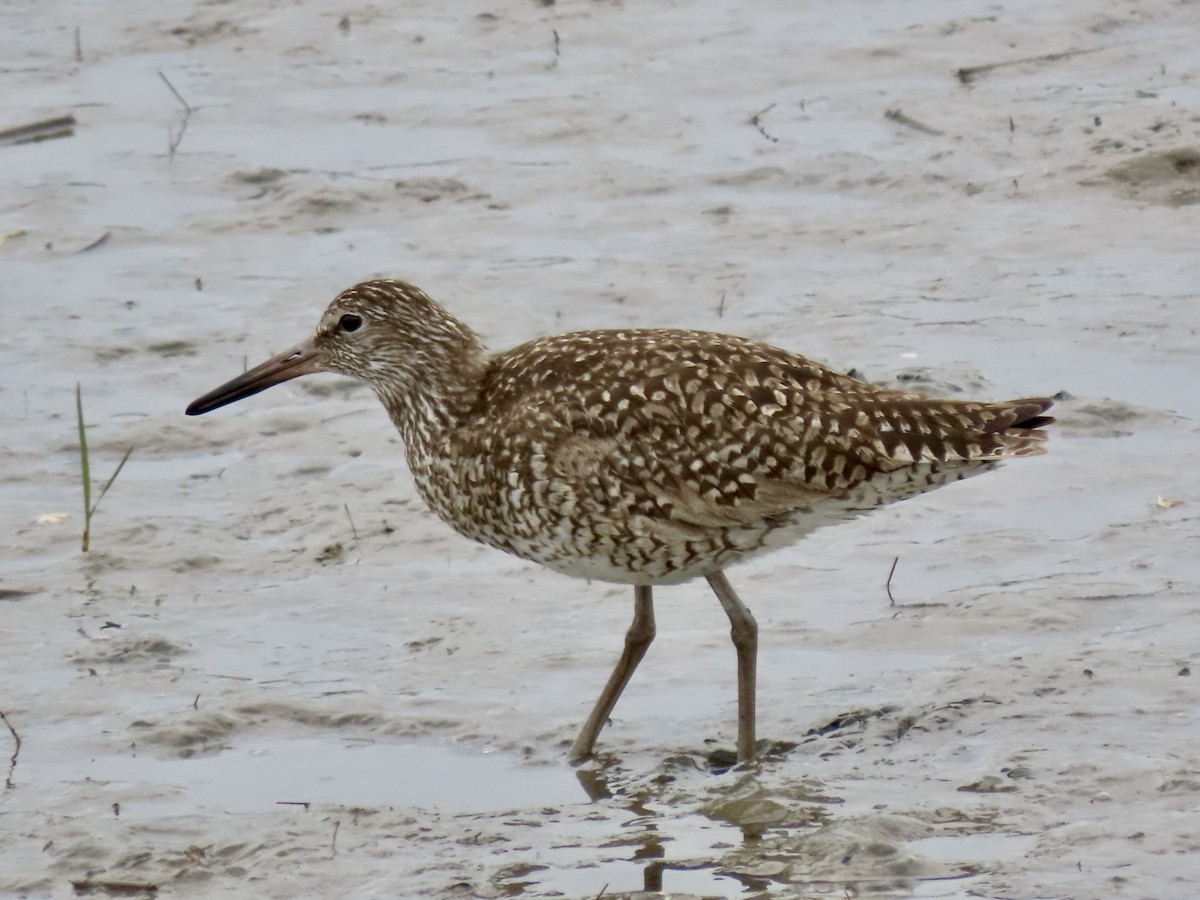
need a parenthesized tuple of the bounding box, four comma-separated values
(186, 279, 481, 416)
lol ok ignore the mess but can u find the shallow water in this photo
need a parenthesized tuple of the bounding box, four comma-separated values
(3, 0, 1200, 897)
(19, 737, 581, 819)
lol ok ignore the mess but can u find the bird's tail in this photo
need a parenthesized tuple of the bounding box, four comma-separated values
(982, 396, 1055, 459)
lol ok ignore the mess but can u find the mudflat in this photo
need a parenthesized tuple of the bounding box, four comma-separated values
(2, 1, 1197, 897)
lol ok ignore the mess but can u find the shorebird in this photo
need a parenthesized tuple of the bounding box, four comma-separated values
(186, 279, 1052, 764)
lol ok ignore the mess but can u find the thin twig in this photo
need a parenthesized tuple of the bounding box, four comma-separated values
(276, 800, 311, 810)
(331, 820, 340, 854)
(716, 293, 726, 318)
(0, 115, 76, 147)
(76, 231, 111, 254)
(168, 119, 188, 156)
(158, 71, 192, 113)
(885, 556, 899, 606)
(158, 71, 192, 156)
(884, 108, 944, 136)
(343, 503, 359, 542)
(1, 709, 21, 789)
(748, 102, 779, 143)
(956, 48, 1097, 84)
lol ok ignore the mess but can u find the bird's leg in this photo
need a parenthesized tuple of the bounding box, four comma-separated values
(569, 585, 656, 762)
(706, 571, 759, 764)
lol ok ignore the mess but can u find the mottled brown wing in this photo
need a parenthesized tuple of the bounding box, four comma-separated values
(475, 329, 1052, 532)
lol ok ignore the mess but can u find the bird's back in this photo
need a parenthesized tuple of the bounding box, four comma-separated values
(409, 328, 1051, 584)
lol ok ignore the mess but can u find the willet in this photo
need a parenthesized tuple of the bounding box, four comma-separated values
(187, 279, 1053, 763)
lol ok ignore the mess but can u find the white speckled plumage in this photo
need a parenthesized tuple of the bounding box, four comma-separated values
(187, 278, 1053, 763)
(310, 281, 1050, 585)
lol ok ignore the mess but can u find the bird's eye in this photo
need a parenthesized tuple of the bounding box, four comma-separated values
(339, 314, 363, 333)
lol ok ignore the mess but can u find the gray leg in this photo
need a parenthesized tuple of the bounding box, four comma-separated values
(706, 571, 759, 764)
(569, 585, 656, 761)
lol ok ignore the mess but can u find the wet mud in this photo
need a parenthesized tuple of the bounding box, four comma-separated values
(2, 0, 1199, 897)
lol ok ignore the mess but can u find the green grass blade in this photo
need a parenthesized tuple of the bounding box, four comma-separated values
(92, 446, 134, 512)
(75, 384, 132, 551)
(76, 383, 91, 523)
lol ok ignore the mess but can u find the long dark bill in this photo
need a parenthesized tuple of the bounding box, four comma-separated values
(185, 337, 322, 416)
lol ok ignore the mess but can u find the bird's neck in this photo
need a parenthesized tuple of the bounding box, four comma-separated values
(374, 333, 489, 461)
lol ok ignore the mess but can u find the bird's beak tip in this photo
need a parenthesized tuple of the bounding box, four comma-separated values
(185, 337, 322, 417)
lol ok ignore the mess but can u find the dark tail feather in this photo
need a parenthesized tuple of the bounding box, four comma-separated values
(985, 397, 1055, 433)
(985, 397, 1054, 458)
